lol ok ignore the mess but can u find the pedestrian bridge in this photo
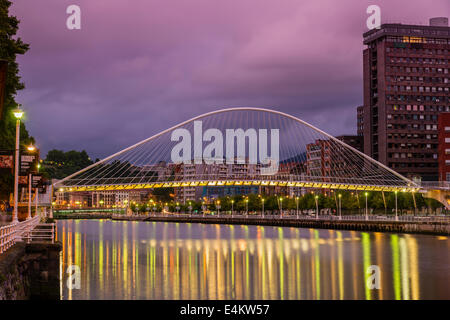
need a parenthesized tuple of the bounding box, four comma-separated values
(54, 108, 447, 204)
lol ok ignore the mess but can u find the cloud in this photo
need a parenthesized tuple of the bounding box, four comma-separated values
(10, 0, 449, 158)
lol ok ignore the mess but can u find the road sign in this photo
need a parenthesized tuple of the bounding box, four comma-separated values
(32, 174, 43, 188)
(20, 154, 38, 175)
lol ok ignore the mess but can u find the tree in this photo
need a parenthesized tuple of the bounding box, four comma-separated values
(41, 149, 93, 180)
(0, 0, 32, 199)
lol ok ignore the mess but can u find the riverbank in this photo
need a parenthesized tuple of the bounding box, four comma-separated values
(0, 242, 62, 300)
(51, 213, 450, 236)
(142, 215, 450, 236)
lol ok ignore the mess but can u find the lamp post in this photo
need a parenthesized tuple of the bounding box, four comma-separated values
(217, 200, 220, 216)
(338, 194, 342, 220)
(279, 197, 283, 218)
(315, 195, 319, 220)
(365, 192, 369, 221)
(231, 199, 234, 218)
(395, 191, 398, 221)
(26, 145, 36, 220)
(12, 107, 24, 223)
(261, 198, 265, 218)
(245, 198, 248, 216)
(35, 163, 40, 217)
(295, 196, 299, 219)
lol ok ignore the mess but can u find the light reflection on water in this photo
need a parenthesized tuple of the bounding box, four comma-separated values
(56, 219, 450, 300)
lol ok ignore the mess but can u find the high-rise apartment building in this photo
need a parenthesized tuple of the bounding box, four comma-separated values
(362, 17, 450, 181)
(438, 112, 450, 181)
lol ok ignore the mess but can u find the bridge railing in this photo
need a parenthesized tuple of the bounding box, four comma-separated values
(118, 211, 449, 223)
(417, 181, 450, 190)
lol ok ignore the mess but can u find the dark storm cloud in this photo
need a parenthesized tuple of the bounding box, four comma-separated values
(10, 0, 449, 159)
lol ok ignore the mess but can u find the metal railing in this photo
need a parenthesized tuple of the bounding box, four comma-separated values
(0, 223, 16, 254)
(0, 215, 55, 255)
(128, 212, 450, 224)
(22, 223, 55, 243)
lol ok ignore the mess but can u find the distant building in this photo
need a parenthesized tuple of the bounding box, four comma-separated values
(357, 106, 364, 137)
(335, 135, 364, 153)
(362, 17, 450, 181)
(438, 112, 450, 181)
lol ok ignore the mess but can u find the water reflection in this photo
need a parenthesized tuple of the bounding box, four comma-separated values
(56, 220, 450, 300)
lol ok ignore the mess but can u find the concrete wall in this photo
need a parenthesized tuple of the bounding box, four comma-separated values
(0, 242, 62, 300)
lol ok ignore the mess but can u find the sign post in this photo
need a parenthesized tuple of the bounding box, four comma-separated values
(27, 173, 32, 220)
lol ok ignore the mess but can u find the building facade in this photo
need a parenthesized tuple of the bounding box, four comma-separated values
(362, 17, 450, 181)
(438, 112, 450, 181)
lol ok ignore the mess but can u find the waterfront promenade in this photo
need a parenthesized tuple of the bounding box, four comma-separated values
(51, 212, 450, 236)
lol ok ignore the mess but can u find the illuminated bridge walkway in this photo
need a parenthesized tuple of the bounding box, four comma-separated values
(54, 108, 449, 207)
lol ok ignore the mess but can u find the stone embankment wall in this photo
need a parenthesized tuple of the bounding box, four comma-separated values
(0, 242, 62, 300)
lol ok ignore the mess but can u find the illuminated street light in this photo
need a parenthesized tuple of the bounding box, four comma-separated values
(13, 108, 24, 119)
(295, 196, 299, 219)
(12, 106, 24, 222)
(279, 197, 283, 217)
(338, 194, 342, 220)
(27, 145, 36, 152)
(395, 191, 398, 221)
(365, 192, 369, 221)
(261, 198, 265, 218)
(315, 195, 319, 220)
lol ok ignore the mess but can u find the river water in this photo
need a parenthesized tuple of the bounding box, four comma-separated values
(56, 219, 450, 300)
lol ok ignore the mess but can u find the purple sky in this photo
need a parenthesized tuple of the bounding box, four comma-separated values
(11, 0, 449, 159)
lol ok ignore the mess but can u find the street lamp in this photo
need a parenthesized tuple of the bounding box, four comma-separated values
(216, 200, 220, 216)
(261, 198, 265, 218)
(295, 196, 299, 219)
(338, 194, 342, 220)
(12, 106, 24, 223)
(315, 195, 319, 220)
(245, 198, 248, 216)
(365, 192, 369, 221)
(394, 191, 398, 221)
(26, 144, 37, 220)
(279, 197, 283, 218)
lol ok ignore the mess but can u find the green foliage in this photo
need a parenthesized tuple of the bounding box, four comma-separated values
(41, 149, 93, 179)
(152, 187, 174, 202)
(0, 0, 32, 198)
(130, 190, 446, 215)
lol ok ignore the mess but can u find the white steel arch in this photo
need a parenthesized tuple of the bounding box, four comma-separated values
(54, 107, 418, 191)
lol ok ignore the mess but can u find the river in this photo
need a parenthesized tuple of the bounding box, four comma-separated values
(56, 219, 450, 300)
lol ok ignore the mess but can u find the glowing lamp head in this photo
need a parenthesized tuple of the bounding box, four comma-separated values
(365, 192, 368, 197)
(27, 145, 36, 152)
(13, 108, 24, 119)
